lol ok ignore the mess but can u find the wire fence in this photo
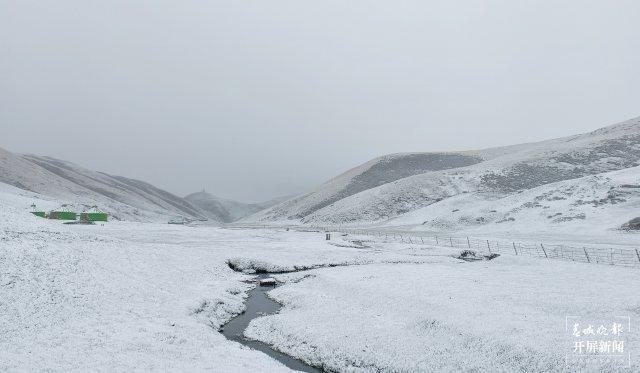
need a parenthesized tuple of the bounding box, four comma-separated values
(230, 224, 640, 268)
(324, 227, 640, 268)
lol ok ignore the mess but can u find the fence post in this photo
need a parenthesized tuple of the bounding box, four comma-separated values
(467, 237, 471, 249)
(583, 248, 590, 263)
(540, 243, 548, 258)
(609, 248, 614, 265)
(486, 240, 491, 253)
(421, 237, 424, 244)
(435, 236, 439, 245)
(636, 249, 640, 263)
(513, 242, 518, 255)
(450, 237, 453, 248)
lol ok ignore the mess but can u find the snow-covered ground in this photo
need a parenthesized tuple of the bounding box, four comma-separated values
(2, 185, 639, 372)
(0, 186, 423, 371)
(1, 188, 279, 371)
(249, 256, 640, 372)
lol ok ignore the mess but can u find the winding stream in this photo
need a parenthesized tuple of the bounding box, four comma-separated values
(220, 274, 321, 373)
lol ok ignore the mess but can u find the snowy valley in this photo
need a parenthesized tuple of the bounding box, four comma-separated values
(1, 181, 639, 371)
(1, 117, 639, 372)
(4, 1, 640, 370)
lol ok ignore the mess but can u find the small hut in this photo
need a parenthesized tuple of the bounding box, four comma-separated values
(48, 204, 77, 220)
(80, 206, 108, 222)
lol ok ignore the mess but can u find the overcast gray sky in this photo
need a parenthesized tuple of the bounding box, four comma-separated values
(1, 1, 639, 202)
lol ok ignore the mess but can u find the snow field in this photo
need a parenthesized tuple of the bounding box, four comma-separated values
(246, 255, 640, 372)
(1, 190, 435, 371)
(3, 187, 639, 372)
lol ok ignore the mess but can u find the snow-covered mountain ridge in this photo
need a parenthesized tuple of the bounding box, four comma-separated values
(243, 117, 640, 233)
(184, 191, 289, 223)
(0, 148, 208, 221)
(0, 147, 290, 223)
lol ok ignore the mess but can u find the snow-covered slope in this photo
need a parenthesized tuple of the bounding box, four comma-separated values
(184, 191, 233, 222)
(244, 117, 640, 232)
(245, 152, 483, 222)
(0, 148, 207, 222)
(185, 191, 293, 223)
(388, 166, 640, 236)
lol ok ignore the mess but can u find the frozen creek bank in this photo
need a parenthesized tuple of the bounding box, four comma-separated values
(221, 274, 320, 372)
(244, 255, 640, 372)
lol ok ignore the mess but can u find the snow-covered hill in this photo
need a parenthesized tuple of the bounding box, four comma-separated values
(388, 166, 640, 237)
(244, 152, 483, 222)
(185, 190, 292, 223)
(243, 117, 640, 233)
(0, 148, 207, 222)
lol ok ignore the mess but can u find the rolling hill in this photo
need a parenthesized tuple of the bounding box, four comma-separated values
(242, 117, 640, 234)
(0, 148, 210, 222)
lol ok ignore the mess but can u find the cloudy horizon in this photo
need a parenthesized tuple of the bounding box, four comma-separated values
(2, 1, 639, 202)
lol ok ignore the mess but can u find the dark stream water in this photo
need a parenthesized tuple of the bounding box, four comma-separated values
(220, 274, 321, 372)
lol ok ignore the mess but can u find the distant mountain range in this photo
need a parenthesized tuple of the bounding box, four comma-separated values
(242, 117, 640, 234)
(0, 148, 283, 222)
(184, 190, 291, 223)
